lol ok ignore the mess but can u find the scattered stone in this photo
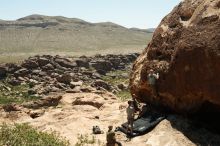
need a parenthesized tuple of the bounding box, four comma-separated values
(14, 68, 29, 77)
(0, 66, 7, 79)
(23, 95, 62, 109)
(91, 80, 112, 91)
(56, 73, 72, 84)
(37, 57, 50, 66)
(75, 59, 90, 68)
(70, 81, 83, 88)
(55, 58, 77, 68)
(117, 83, 127, 90)
(2, 84, 11, 91)
(28, 89, 37, 95)
(29, 110, 45, 119)
(21, 60, 38, 69)
(90, 60, 113, 72)
(0, 53, 139, 97)
(42, 63, 54, 70)
(3, 104, 22, 112)
(8, 78, 21, 86)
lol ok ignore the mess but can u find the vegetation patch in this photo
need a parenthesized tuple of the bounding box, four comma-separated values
(102, 70, 131, 101)
(0, 123, 69, 146)
(0, 81, 40, 105)
(116, 90, 131, 101)
(102, 70, 129, 86)
(75, 134, 104, 146)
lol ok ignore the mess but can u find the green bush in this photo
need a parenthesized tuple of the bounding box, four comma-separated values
(116, 90, 131, 101)
(0, 82, 41, 105)
(0, 123, 69, 146)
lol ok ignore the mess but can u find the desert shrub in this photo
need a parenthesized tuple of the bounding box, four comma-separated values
(75, 134, 96, 146)
(0, 123, 69, 146)
(116, 90, 131, 101)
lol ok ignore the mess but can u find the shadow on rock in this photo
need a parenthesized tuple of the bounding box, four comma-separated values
(167, 115, 220, 146)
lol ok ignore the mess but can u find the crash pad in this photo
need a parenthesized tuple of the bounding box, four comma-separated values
(117, 110, 165, 137)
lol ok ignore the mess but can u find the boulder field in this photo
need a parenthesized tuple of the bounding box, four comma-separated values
(0, 53, 138, 96)
(130, 0, 220, 113)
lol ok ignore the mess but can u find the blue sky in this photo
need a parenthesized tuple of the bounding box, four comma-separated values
(0, 0, 181, 28)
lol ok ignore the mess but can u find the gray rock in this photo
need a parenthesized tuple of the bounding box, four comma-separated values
(21, 60, 38, 69)
(0, 66, 7, 79)
(28, 88, 37, 95)
(8, 78, 21, 86)
(91, 79, 112, 91)
(55, 58, 77, 68)
(75, 59, 90, 68)
(37, 57, 51, 66)
(117, 83, 128, 90)
(14, 68, 29, 77)
(90, 60, 113, 72)
(42, 63, 54, 70)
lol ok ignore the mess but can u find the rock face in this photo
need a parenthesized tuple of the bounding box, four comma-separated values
(130, 0, 220, 113)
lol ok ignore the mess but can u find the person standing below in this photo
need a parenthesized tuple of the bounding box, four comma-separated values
(126, 100, 135, 136)
(147, 69, 159, 96)
(106, 125, 122, 146)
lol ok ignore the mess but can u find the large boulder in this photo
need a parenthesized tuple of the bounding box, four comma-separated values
(90, 60, 113, 72)
(130, 0, 220, 113)
(21, 60, 38, 69)
(75, 58, 90, 68)
(54, 58, 77, 68)
(56, 72, 72, 84)
(37, 57, 51, 66)
(14, 68, 30, 77)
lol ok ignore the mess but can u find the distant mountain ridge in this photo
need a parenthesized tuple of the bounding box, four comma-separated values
(0, 14, 153, 60)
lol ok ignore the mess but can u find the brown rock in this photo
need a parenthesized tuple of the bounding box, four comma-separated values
(55, 58, 77, 68)
(70, 81, 83, 88)
(14, 68, 30, 77)
(56, 73, 72, 84)
(23, 95, 62, 109)
(75, 58, 90, 68)
(21, 60, 38, 69)
(37, 57, 51, 66)
(130, 0, 220, 113)
(29, 110, 45, 119)
(3, 104, 22, 112)
(90, 60, 113, 72)
(91, 80, 112, 91)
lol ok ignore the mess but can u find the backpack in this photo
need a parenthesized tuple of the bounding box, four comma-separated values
(92, 126, 103, 134)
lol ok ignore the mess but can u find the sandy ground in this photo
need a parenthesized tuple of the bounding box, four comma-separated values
(1, 92, 220, 146)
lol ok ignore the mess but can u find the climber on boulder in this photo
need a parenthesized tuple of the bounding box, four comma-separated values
(131, 94, 140, 113)
(147, 69, 159, 96)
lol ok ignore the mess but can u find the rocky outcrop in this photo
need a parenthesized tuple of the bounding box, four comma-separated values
(23, 95, 62, 109)
(130, 0, 220, 113)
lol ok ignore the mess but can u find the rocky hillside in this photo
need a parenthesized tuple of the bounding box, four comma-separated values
(0, 53, 139, 103)
(0, 15, 152, 58)
(130, 0, 220, 114)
